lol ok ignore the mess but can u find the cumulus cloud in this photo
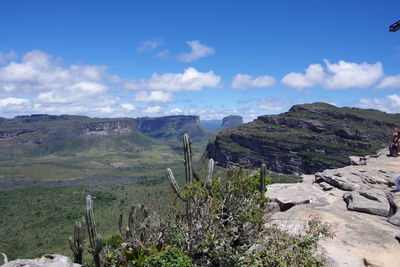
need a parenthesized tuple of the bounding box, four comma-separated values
(143, 106, 161, 114)
(124, 67, 221, 92)
(169, 108, 183, 114)
(355, 94, 400, 113)
(134, 90, 172, 103)
(0, 97, 29, 107)
(231, 74, 275, 90)
(377, 75, 400, 89)
(137, 39, 164, 52)
(0, 51, 16, 64)
(0, 50, 109, 94)
(281, 64, 325, 90)
(281, 60, 383, 90)
(258, 96, 288, 111)
(177, 40, 215, 62)
(120, 103, 135, 111)
(0, 50, 130, 117)
(324, 60, 383, 90)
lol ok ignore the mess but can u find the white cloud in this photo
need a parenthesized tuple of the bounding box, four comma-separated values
(281, 60, 383, 90)
(121, 103, 135, 111)
(124, 67, 221, 92)
(259, 96, 288, 111)
(137, 39, 164, 52)
(324, 60, 383, 90)
(143, 106, 161, 114)
(0, 51, 16, 64)
(0, 97, 29, 107)
(231, 74, 275, 90)
(134, 90, 172, 103)
(156, 50, 169, 58)
(355, 94, 400, 113)
(177, 40, 215, 62)
(377, 75, 400, 89)
(0, 50, 109, 94)
(169, 108, 183, 114)
(281, 64, 325, 90)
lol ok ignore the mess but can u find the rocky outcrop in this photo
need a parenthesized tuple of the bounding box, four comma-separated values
(78, 120, 136, 136)
(1, 254, 81, 267)
(266, 149, 400, 266)
(0, 129, 34, 140)
(220, 115, 243, 130)
(205, 102, 400, 174)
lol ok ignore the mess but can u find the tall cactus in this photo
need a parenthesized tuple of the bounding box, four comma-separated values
(118, 204, 150, 243)
(260, 163, 267, 194)
(167, 134, 215, 199)
(85, 195, 103, 267)
(167, 134, 215, 236)
(69, 219, 84, 264)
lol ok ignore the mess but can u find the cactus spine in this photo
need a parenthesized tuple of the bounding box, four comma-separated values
(85, 195, 103, 267)
(68, 219, 84, 264)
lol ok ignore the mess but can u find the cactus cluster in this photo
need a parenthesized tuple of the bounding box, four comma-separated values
(118, 203, 151, 243)
(167, 134, 214, 207)
(68, 219, 84, 264)
(69, 195, 103, 267)
(85, 195, 103, 267)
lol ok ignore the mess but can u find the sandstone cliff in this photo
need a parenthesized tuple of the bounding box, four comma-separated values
(205, 102, 400, 174)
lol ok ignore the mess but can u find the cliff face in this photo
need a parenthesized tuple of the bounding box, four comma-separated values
(136, 115, 212, 141)
(0, 114, 210, 159)
(205, 102, 400, 174)
(220, 115, 243, 130)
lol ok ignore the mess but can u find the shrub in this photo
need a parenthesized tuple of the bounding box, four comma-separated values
(143, 247, 194, 267)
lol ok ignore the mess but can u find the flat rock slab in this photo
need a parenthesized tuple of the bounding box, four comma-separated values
(267, 188, 400, 267)
(266, 183, 327, 211)
(2, 254, 82, 267)
(343, 189, 391, 217)
(316, 167, 396, 191)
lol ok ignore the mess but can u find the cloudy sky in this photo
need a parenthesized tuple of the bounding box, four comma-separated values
(1, 0, 400, 121)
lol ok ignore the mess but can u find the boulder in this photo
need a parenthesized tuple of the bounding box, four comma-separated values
(2, 254, 81, 267)
(266, 183, 325, 211)
(343, 190, 391, 217)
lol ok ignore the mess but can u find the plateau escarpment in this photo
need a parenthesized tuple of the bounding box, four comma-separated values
(205, 102, 400, 174)
(0, 114, 210, 159)
(220, 115, 243, 130)
(136, 115, 212, 141)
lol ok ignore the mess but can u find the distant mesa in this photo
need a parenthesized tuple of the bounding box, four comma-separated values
(220, 115, 243, 130)
(201, 115, 243, 132)
(0, 114, 211, 159)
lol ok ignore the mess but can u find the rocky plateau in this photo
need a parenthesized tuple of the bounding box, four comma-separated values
(266, 149, 400, 266)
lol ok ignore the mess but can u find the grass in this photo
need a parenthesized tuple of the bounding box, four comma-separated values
(0, 136, 209, 263)
(0, 183, 177, 262)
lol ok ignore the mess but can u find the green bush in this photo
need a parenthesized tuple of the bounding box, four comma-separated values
(143, 247, 194, 267)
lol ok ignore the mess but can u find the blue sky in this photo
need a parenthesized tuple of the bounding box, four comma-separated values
(0, 0, 400, 121)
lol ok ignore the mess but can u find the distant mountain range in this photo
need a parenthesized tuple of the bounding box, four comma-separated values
(0, 114, 211, 159)
(205, 102, 400, 174)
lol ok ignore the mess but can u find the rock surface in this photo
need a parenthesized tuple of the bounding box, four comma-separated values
(1, 254, 82, 267)
(266, 148, 400, 266)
